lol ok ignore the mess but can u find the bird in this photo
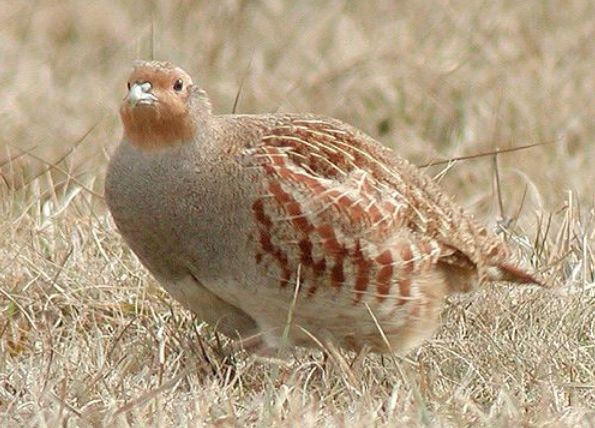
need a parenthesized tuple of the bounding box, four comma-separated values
(105, 60, 540, 356)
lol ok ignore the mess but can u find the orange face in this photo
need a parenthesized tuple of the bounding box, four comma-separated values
(120, 61, 197, 150)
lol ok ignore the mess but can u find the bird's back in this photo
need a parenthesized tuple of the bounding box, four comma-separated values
(191, 113, 532, 352)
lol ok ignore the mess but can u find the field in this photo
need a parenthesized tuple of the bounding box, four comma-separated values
(1, 0, 594, 426)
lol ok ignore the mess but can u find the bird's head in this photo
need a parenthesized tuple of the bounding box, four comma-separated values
(120, 61, 211, 150)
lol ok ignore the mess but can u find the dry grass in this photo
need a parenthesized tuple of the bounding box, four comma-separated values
(1, 0, 594, 426)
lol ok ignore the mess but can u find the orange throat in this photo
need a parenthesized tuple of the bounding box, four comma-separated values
(120, 105, 196, 150)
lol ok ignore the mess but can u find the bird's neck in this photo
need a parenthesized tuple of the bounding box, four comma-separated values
(121, 107, 201, 151)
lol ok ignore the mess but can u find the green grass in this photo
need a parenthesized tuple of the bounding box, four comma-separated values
(1, 1, 593, 426)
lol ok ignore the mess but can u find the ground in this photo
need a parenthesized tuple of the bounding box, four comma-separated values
(0, 1, 594, 426)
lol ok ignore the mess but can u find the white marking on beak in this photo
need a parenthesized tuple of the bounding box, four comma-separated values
(127, 82, 158, 106)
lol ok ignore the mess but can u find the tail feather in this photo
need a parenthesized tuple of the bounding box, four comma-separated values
(487, 263, 545, 286)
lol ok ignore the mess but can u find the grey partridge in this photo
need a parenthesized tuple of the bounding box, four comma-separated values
(105, 60, 539, 355)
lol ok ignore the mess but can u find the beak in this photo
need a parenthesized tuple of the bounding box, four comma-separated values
(126, 82, 158, 106)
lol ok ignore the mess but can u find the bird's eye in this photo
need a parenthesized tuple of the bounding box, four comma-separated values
(127, 82, 131, 90)
(173, 79, 183, 91)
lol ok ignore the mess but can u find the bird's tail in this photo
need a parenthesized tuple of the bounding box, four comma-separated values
(486, 262, 545, 286)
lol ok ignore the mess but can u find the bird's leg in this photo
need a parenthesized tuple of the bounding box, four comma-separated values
(234, 331, 277, 357)
(349, 344, 371, 371)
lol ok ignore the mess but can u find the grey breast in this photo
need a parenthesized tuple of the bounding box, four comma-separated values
(105, 139, 254, 284)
